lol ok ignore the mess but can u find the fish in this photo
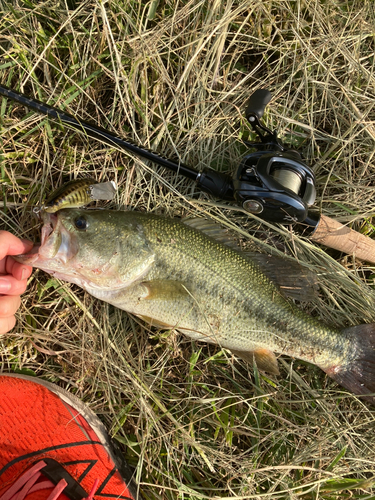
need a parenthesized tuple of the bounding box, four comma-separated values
(16, 208, 375, 404)
(41, 179, 117, 213)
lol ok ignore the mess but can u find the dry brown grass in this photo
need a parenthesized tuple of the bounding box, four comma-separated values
(1, 0, 375, 498)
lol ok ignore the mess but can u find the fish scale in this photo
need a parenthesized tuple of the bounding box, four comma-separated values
(15, 208, 375, 404)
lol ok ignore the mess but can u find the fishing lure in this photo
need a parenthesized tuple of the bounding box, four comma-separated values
(40, 178, 117, 213)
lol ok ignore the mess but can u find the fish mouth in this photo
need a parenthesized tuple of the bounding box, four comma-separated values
(41, 212, 58, 246)
(15, 212, 76, 267)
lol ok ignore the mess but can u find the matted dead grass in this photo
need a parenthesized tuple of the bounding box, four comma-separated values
(1, 0, 375, 498)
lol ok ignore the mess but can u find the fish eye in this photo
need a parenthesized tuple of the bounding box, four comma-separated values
(74, 216, 88, 230)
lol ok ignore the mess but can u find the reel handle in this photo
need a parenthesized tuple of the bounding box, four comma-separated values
(310, 215, 375, 264)
(245, 89, 272, 120)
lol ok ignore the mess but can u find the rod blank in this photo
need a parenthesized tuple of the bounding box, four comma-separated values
(0, 84, 199, 181)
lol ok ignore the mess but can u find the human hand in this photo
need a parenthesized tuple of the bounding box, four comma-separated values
(0, 231, 33, 334)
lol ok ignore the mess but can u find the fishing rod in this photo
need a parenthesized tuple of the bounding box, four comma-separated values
(1, 84, 375, 263)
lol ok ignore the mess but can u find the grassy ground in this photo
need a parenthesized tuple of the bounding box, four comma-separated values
(1, 0, 375, 498)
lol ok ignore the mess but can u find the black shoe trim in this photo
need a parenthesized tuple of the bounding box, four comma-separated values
(0, 440, 101, 477)
(63, 459, 96, 482)
(40, 458, 88, 500)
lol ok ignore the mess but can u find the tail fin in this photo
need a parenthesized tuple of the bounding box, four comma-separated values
(324, 324, 375, 405)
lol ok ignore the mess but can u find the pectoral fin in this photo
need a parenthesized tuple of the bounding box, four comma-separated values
(142, 280, 190, 300)
(231, 348, 280, 375)
(124, 279, 198, 331)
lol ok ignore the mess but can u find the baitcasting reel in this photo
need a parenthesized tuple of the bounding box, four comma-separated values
(195, 89, 317, 224)
(232, 89, 316, 223)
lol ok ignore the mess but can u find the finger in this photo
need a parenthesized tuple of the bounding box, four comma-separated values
(0, 275, 30, 295)
(0, 315, 17, 335)
(0, 231, 33, 262)
(0, 295, 21, 318)
(5, 259, 33, 282)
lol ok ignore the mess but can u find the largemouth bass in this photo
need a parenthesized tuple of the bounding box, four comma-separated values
(17, 209, 375, 403)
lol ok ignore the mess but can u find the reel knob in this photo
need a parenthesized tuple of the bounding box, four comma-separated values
(243, 199, 264, 214)
(245, 89, 272, 121)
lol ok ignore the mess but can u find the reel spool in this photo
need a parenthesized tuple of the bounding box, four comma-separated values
(271, 168, 302, 195)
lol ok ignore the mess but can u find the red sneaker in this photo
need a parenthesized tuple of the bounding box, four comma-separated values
(0, 374, 141, 500)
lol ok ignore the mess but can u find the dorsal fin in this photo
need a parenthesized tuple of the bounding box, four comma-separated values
(247, 253, 319, 302)
(182, 217, 319, 301)
(155, 217, 318, 301)
(182, 217, 240, 249)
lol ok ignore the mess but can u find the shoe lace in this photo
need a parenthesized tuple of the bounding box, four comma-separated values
(0, 461, 99, 500)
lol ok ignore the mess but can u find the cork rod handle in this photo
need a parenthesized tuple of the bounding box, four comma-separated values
(310, 214, 375, 264)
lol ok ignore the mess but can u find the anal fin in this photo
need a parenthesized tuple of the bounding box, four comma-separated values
(231, 348, 280, 375)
